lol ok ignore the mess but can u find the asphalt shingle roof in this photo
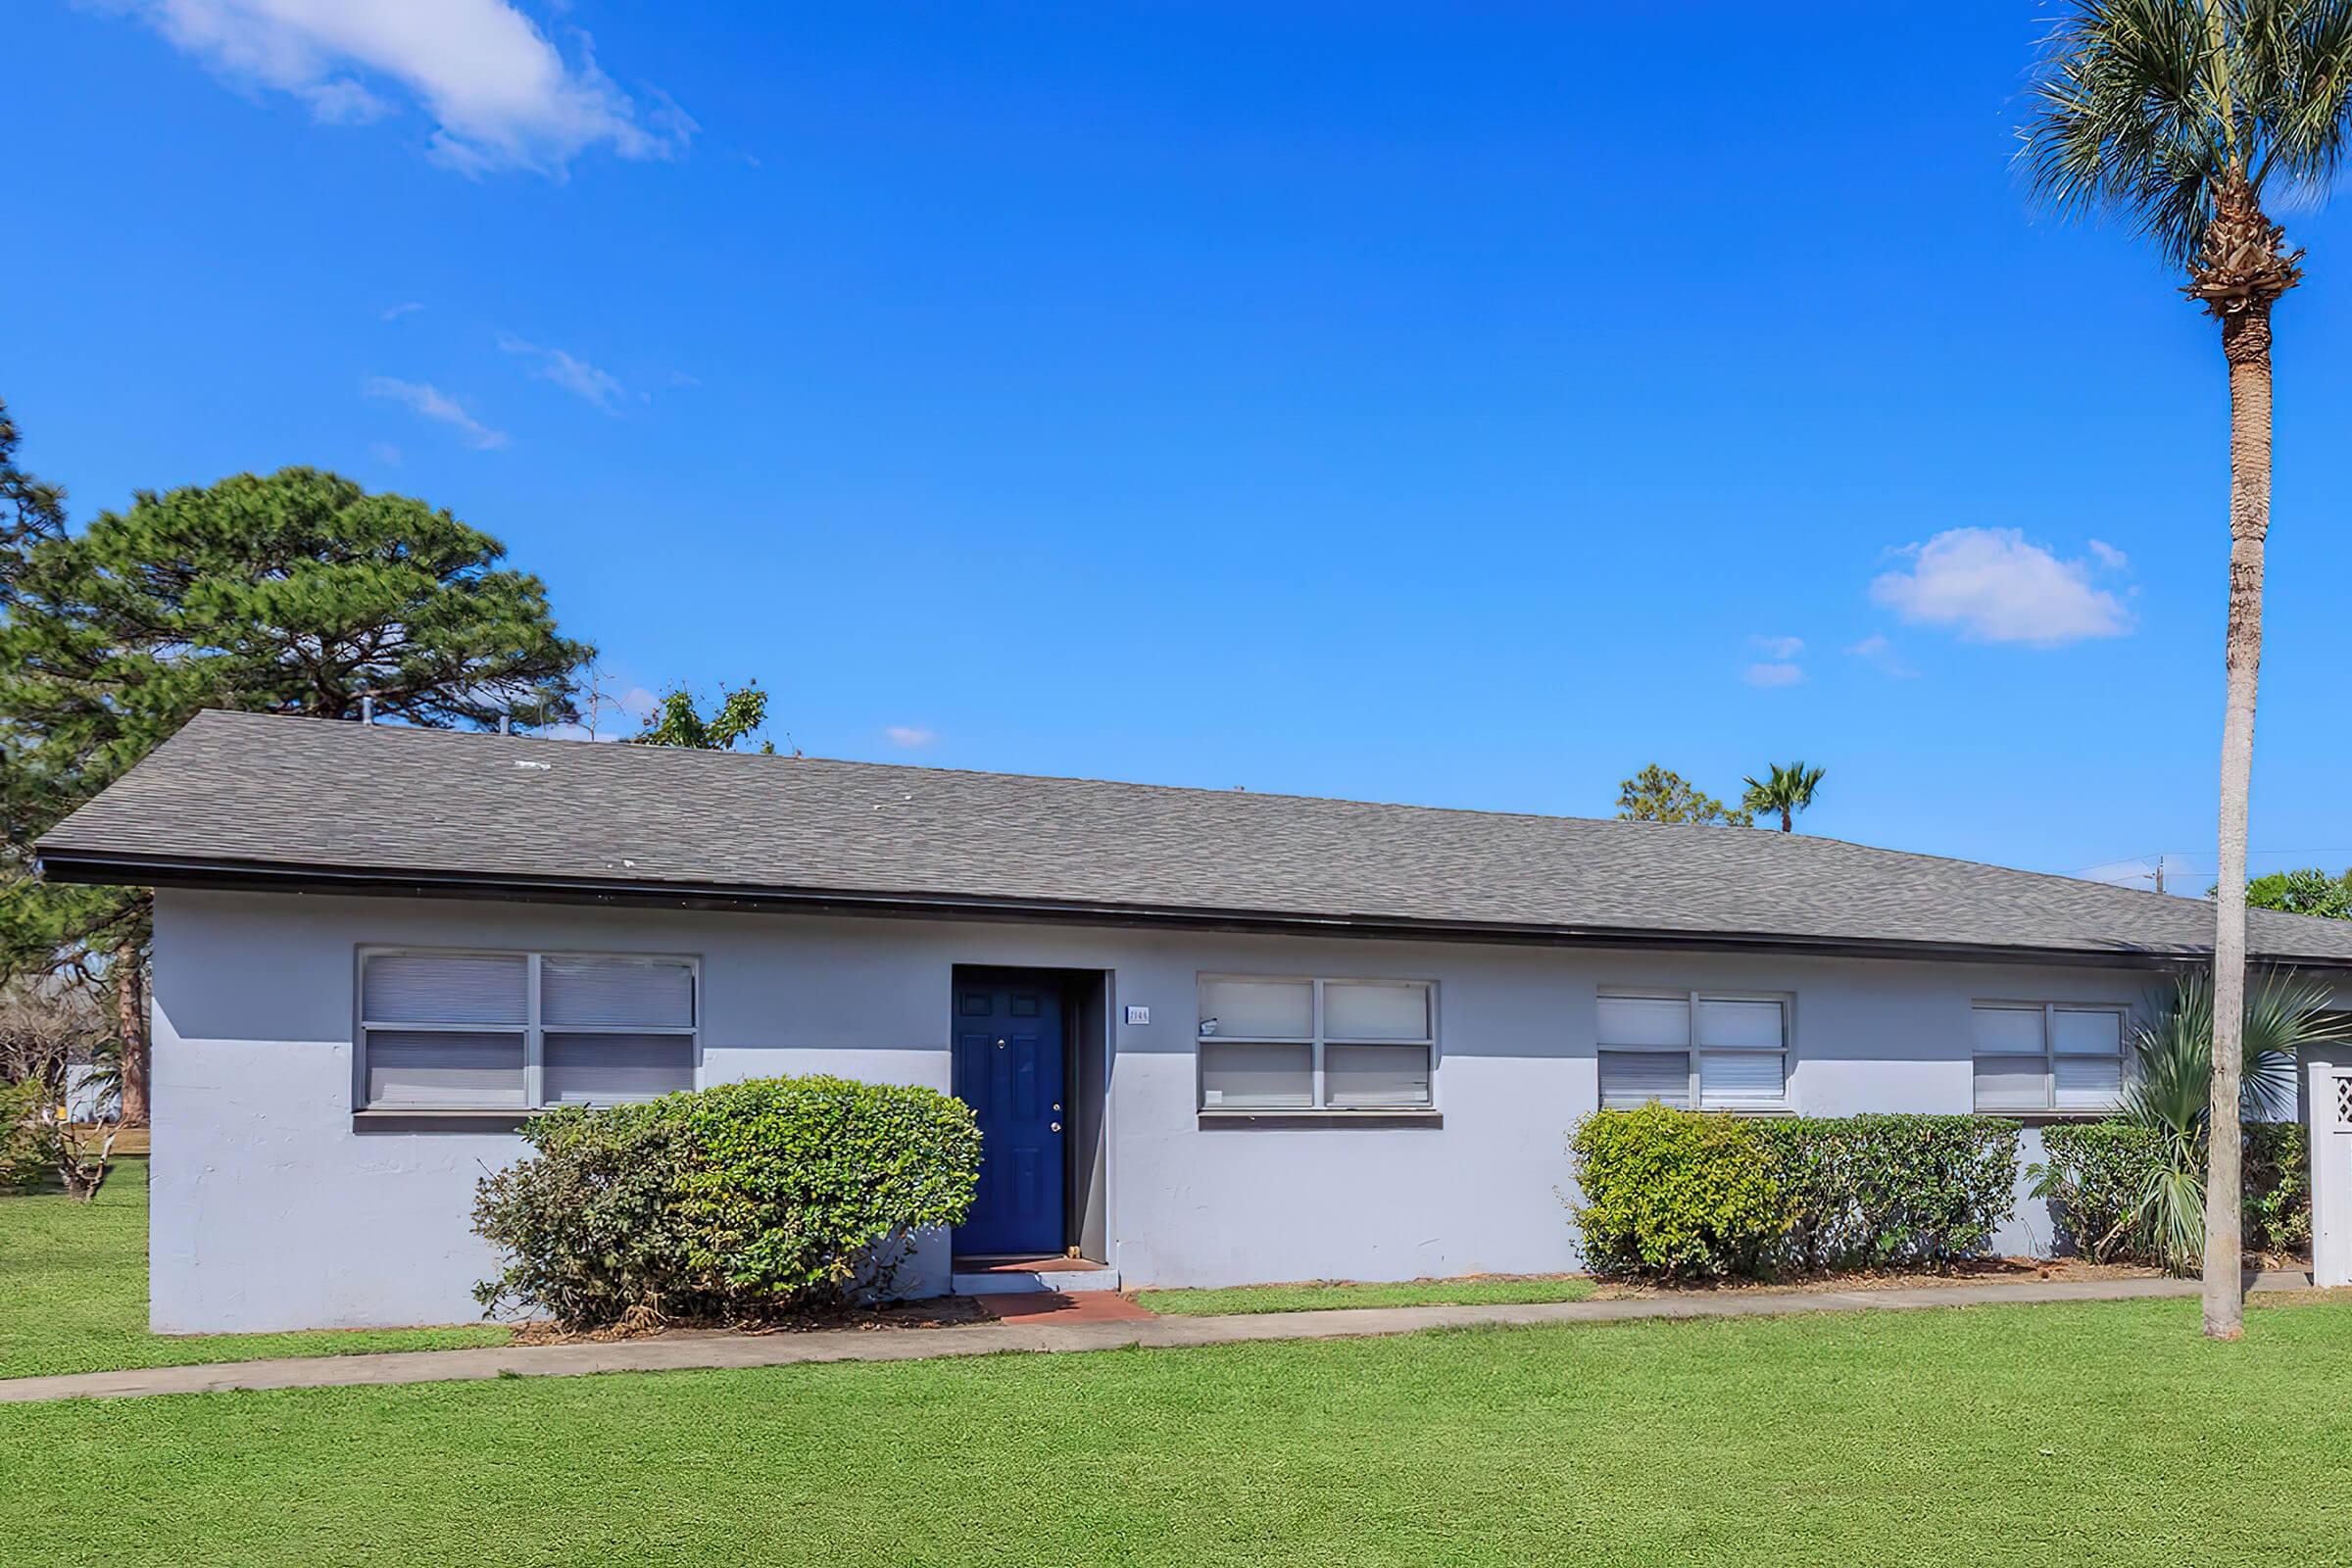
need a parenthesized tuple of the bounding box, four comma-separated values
(35, 710, 2352, 967)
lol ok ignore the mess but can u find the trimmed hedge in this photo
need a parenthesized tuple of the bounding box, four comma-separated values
(1569, 1107, 2022, 1279)
(472, 1075, 981, 1328)
(1568, 1103, 1787, 1277)
(2037, 1119, 2309, 1263)
(1753, 1114, 2022, 1270)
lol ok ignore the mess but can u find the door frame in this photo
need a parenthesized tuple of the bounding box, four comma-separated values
(950, 965, 1110, 1261)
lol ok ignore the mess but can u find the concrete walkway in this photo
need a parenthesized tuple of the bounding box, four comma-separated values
(0, 1270, 2314, 1405)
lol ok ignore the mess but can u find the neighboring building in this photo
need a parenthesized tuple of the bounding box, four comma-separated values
(37, 710, 2352, 1333)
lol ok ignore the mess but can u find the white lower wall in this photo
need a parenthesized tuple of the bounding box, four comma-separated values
(151, 889, 2161, 1331)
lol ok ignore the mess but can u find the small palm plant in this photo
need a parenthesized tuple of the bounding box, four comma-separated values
(1740, 762, 1826, 833)
(2113, 970, 2346, 1273)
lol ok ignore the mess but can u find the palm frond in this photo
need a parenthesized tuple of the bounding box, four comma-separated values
(2020, 0, 2352, 270)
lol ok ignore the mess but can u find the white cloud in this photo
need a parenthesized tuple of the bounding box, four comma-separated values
(498, 334, 623, 412)
(2087, 538, 2129, 571)
(364, 376, 508, 449)
(1750, 634, 1804, 660)
(884, 725, 939, 749)
(108, 0, 694, 175)
(1843, 633, 1919, 678)
(1742, 662, 1804, 688)
(380, 300, 424, 320)
(1869, 527, 2132, 646)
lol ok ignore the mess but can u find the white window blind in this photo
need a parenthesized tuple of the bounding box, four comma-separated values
(364, 1031, 527, 1108)
(542, 956, 696, 1029)
(1199, 978, 1314, 1039)
(360, 950, 698, 1112)
(1598, 1049, 1690, 1109)
(363, 954, 528, 1027)
(1972, 1004, 2124, 1112)
(1198, 976, 1435, 1111)
(1597, 992, 1789, 1111)
(544, 1034, 698, 1105)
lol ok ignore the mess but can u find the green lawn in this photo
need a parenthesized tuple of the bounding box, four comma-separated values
(4, 1296, 2350, 1564)
(1138, 1274, 1595, 1315)
(0, 1159, 510, 1380)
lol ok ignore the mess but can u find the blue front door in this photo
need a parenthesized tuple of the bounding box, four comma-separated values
(953, 975, 1066, 1256)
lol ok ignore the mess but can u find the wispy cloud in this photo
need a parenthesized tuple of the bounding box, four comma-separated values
(380, 300, 424, 321)
(1742, 662, 1804, 688)
(884, 725, 939, 750)
(1750, 634, 1804, 661)
(498, 334, 624, 412)
(1843, 633, 1919, 678)
(367, 440, 402, 466)
(364, 376, 508, 449)
(2087, 538, 2129, 571)
(104, 0, 695, 176)
(1869, 527, 2132, 646)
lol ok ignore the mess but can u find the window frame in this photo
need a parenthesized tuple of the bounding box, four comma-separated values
(1969, 1000, 2128, 1114)
(1195, 973, 1439, 1112)
(354, 945, 703, 1113)
(1595, 988, 1794, 1113)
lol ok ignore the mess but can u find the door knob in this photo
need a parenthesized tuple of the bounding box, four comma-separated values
(1051, 1121, 1062, 1133)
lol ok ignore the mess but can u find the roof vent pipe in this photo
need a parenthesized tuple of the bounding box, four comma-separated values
(499, 715, 512, 735)
(359, 695, 374, 725)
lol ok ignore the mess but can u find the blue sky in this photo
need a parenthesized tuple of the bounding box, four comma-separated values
(9, 2, 2352, 890)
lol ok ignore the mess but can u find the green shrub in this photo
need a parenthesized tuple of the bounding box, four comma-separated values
(2244, 1121, 2310, 1256)
(2038, 1119, 2309, 1264)
(0, 1078, 58, 1193)
(472, 1075, 981, 1328)
(1752, 1114, 2022, 1269)
(1570, 1107, 2023, 1279)
(1568, 1103, 1787, 1277)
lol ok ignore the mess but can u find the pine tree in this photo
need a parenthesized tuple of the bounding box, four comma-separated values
(0, 461, 594, 1121)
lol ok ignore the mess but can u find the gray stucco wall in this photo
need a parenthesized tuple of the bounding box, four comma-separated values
(150, 888, 2159, 1332)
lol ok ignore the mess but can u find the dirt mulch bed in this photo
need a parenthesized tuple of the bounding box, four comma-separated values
(1592, 1256, 2169, 1299)
(510, 1297, 993, 1347)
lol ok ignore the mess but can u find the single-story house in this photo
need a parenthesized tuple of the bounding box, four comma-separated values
(36, 710, 2352, 1333)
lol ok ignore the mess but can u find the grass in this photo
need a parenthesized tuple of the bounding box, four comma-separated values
(4, 1295, 2351, 1565)
(0, 1159, 510, 1380)
(1137, 1273, 1595, 1315)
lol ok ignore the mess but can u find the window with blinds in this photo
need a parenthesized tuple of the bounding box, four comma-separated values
(1596, 992, 1789, 1111)
(359, 950, 698, 1111)
(1971, 1003, 2124, 1112)
(1197, 976, 1434, 1111)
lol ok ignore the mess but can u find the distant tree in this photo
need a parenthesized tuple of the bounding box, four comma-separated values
(2022, 0, 2352, 1340)
(633, 683, 775, 753)
(0, 399, 66, 589)
(2230, 867, 2352, 920)
(1616, 765, 1753, 828)
(1740, 761, 1827, 833)
(0, 464, 593, 1123)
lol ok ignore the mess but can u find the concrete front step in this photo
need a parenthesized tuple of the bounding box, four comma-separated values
(951, 1266, 1121, 1296)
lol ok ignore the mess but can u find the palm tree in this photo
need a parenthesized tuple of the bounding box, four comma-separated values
(1740, 761, 1826, 833)
(2117, 970, 2348, 1272)
(2022, 0, 2352, 1340)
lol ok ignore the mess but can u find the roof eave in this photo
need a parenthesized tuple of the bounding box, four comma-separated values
(39, 844, 2340, 973)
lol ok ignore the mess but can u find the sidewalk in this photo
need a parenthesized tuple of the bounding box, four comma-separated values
(0, 1270, 2314, 1405)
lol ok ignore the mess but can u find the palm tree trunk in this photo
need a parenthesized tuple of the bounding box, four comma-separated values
(2202, 299, 2274, 1341)
(1780, 806, 1793, 833)
(113, 938, 150, 1129)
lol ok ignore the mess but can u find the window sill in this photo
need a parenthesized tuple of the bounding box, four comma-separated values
(352, 1108, 534, 1135)
(1976, 1108, 2124, 1124)
(1198, 1109, 1443, 1130)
